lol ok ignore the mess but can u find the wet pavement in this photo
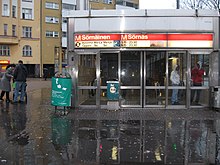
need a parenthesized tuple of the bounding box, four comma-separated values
(0, 79, 220, 165)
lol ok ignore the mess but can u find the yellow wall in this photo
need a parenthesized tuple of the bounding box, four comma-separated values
(41, 0, 62, 70)
(90, 0, 116, 10)
(0, 0, 62, 76)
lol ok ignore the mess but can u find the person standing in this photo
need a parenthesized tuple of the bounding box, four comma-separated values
(0, 64, 16, 103)
(170, 64, 180, 105)
(191, 61, 205, 105)
(43, 68, 49, 81)
(12, 60, 28, 104)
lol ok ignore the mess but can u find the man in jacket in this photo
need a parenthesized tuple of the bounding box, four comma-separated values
(12, 60, 28, 104)
(170, 64, 180, 105)
(191, 61, 205, 105)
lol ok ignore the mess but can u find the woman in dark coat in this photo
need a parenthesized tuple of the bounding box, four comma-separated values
(0, 64, 15, 102)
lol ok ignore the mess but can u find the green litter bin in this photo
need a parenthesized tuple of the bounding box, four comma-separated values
(51, 77, 72, 107)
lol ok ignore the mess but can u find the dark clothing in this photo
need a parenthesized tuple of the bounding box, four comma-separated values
(0, 91, 10, 101)
(191, 82, 202, 104)
(43, 68, 48, 80)
(13, 64, 28, 82)
(13, 63, 28, 102)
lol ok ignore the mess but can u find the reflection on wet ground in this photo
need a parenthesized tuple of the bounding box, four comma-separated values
(0, 88, 220, 164)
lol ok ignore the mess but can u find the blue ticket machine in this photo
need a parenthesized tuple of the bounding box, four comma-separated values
(107, 81, 119, 100)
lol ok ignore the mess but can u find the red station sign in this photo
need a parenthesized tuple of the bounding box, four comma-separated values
(74, 33, 213, 48)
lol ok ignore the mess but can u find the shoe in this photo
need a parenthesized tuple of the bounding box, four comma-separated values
(11, 101, 18, 104)
(6, 100, 11, 103)
(19, 101, 25, 104)
(175, 102, 180, 105)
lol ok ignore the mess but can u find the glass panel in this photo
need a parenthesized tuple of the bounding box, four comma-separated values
(168, 52, 187, 105)
(78, 54, 97, 106)
(121, 51, 141, 86)
(78, 54, 96, 86)
(146, 52, 166, 87)
(120, 89, 140, 106)
(146, 89, 165, 105)
(100, 53, 118, 86)
(190, 54, 209, 106)
(101, 89, 107, 105)
(168, 89, 186, 105)
(79, 89, 96, 105)
(191, 89, 209, 106)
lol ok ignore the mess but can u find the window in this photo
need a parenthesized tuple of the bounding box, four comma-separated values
(22, 26, 32, 38)
(62, 31, 67, 37)
(23, 45, 32, 56)
(103, 0, 112, 4)
(45, 2, 59, 9)
(12, 25, 16, 36)
(2, 4, 9, 16)
(116, 0, 123, 5)
(45, 16, 59, 23)
(12, 6, 17, 18)
(46, 31, 59, 37)
(62, 17, 67, 23)
(4, 24, 8, 35)
(0, 45, 10, 56)
(22, 0, 33, 2)
(62, 3, 75, 10)
(22, 8, 32, 19)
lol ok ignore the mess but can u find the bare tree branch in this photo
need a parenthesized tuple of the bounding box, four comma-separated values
(180, 0, 220, 10)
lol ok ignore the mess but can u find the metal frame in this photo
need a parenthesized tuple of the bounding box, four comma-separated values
(74, 49, 212, 109)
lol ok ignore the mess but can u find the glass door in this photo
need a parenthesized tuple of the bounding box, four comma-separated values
(167, 51, 187, 108)
(190, 53, 209, 107)
(120, 51, 142, 107)
(77, 52, 99, 109)
(145, 51, 166, 107)
(100, 52, 119, 108)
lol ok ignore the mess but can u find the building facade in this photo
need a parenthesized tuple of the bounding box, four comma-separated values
(0, 0, 62, 77)
(116, 0, 139, 9)
(67, 9, 219, 109)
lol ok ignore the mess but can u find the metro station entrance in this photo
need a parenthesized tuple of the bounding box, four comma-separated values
(75, 50, 210, 109)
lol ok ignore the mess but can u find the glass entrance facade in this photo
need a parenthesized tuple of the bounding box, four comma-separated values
(75, 50, 210, 109)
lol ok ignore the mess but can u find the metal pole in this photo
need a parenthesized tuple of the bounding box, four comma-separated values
(176, 0, 180, 9)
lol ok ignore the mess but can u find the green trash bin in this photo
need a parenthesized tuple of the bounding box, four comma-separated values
(51, 77, 72, 107)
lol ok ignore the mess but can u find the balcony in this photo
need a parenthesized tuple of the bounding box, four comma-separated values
(0, 35, 18, 44)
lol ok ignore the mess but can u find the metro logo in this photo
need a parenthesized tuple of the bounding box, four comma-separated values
(75, 35, 82, 41)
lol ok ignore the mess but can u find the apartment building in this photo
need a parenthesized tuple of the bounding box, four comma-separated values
(116, 0, 139, 9)
(0, 0, 62, 77)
